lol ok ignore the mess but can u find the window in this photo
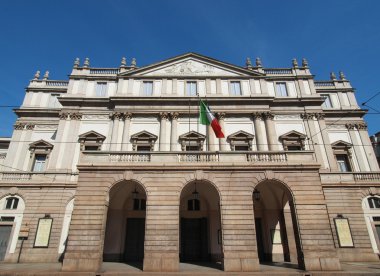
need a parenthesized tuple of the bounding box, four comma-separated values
(142, 81, 153, 96)
(0, 216, 15, 222)
(336, 154, 351, 172)
(48, 94, 61, 108)
(279, 130, 306, 151)
(133, 199, 146, 210)
(130, 130, 158, 151)
(275, 82, 288, 97)
(188, 199, 200, 211)
(136, 145, 152, 152)
(33, 154, 47, 172)
(321, 94, 333, 108)
(95, 82, 107, 97)
(179, 131, 206, 151)
(5, 197, 19, 210)
(230, 81, 241, 96)
(331, 140, 353, 172)
(78, 131, 106, 151)
(227, 130, 254, 151)
(186, 81, 197, 96)
(368, 197, 380, 209)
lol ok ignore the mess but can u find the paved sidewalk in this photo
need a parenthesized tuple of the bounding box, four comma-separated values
(0, 261, 379, 275)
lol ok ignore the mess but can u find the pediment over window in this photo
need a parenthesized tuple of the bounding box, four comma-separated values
(279, 130, 307, 151)
(331, 140, 352, 149)
(130, 131, 158, 151)
(78, 131, 106, 151)
(279, 130, 307, 140)
(119, 53, 263, 77)
(227, 130, 255, 151)
(29, 140, 54, 151)
(179, 131, 206, 151)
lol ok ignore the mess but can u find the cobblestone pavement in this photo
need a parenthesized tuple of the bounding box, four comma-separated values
(0, 262, 379, 275)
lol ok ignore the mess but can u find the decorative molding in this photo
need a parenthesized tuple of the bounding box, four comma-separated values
(162, 60, 216, 76)
(171, 112, 179, 120)
(327, 124, 346, 130)
(0, 153, 6, 159)
(159, 112, 169, 120)
(83, 114, 110, 120)
(275, 114, 301, 120)
(356, 123, 367, 130)
(35, 125, 58, 130)
(14, 123, 26, 130)
(59, 113, 69, 120)
(263, 112, 274, 120)
(25, 124, 35, 130)
(252, 112, 264, 120)
(300, 113, 314, 120)
(345, 123, 356, 130)
(216, 112, 226, 120)
(70, 113, 83, 120)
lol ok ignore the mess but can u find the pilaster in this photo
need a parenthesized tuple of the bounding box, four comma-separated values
(216, 113, 226, 151)
(159, 112, 169, 151)
(263, 112, 277, 151)
(121, 113, 132, 151)
(170, 112, 179, 151)
(252, 113, 265, 151)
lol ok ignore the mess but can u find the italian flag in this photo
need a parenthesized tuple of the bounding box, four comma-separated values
(199, 100, 225, 138)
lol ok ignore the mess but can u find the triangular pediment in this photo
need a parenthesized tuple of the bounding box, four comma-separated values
(131, 130, 158, 140)
(279, 130, 307, 140)
(78, 130, 106, 140)
(331, 140, 352, 148)
(227, 130, 255, 141)
(179, 130, 206, 140)
(29, 139, 54, 149)
(120, 53, 263, 77)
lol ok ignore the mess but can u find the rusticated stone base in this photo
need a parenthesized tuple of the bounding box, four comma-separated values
(143, 252, 179, 272)
(304, 256, 341, 271)
(223, 252, 260, 272)
(61, 253, 101, 272)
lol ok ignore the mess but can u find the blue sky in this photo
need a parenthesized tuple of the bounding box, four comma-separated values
(1, 0, 380, 136)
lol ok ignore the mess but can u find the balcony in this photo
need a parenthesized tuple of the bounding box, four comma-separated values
(320, 172, 380, 185)
(79, 150, 317, 169)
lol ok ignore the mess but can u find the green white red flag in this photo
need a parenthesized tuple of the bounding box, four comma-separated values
(199, 100, 225, 138)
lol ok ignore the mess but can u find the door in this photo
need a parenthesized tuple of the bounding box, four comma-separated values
(0, 226, 12, 261)
(181, 218, 208, 262)
(124, 218, 145, 262)
(255, 218, 265, 262)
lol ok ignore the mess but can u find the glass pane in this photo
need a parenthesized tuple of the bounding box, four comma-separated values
(276, 83, 287, 97)
(33, 155, 46, 172)
(194, 199, 200, 211)
(188, 199, 193, 211)
(95, 83, 107, 97)
(187, 82, 197, 96)
(230, 82, 241, 95)
(322, 94, 332, 108)
(133, 199, 139, 210)
(143, 82, 153, 96)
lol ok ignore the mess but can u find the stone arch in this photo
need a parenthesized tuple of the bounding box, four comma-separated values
(179, 171, 221, 201)
(0, 194, 26, 260)
(104, 178, 147, 263)
(179, 177, 223, 266)
(361, 194, 380, 254)
(252, 177, 303, 269)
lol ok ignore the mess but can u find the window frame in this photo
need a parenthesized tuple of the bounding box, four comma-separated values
(321, 93, 333, 108)
(331, 140, 353, 172)
(32, 154, 47, 172)
(229, 81, 242, 96)
(275, 82, 288, 97)
(28, 140, 54, 172)
(95, 82, 108, 97)
(179, 131, 206, 151)
(142, 81, 154, 96)
(186, 81, 197, 96)
(5, 197, 19, 210)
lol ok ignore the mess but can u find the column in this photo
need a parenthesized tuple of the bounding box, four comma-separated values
(301, 113, 326, 169)
(346, 123, 368, 171)
(121, 113, 132, 151)
(317, 115, 338, 170)
(264, 112, 277, 151)
(170, 112, 179, 151)
(9, 123, 26, 170)
(252, 113, 265, 151)
(357, 123, 379, 171)
(110, 112, 121, 151)
(159, 112, 168, 151)
(19, 124, 35, 170)
(62, 113, 82, 170)
(208, 125, 216, 151)
(217, 113, 226, 151)
(48, 114, 67, 169)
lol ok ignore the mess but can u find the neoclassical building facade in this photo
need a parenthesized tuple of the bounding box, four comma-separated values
(0, 53, 379, 272)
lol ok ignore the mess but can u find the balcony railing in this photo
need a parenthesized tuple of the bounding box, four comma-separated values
(89, 68, 120, 75)
(314, 81, 335, 88)
(46, 80, 69, 87)
(320, 172, 380, 184)
(264, 68, 293, 75)
(80, 150, 316, 166)
(0, 171, 78, 182)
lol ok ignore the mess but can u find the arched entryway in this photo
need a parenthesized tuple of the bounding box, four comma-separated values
(253, 180, 304, 269)
(103, 180, 147, 264)
(179, 181, 222, 267)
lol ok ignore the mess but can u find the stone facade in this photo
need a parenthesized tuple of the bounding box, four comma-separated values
(0, 53, 379, 272)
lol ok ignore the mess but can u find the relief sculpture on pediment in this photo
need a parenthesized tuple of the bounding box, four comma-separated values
(163, 61, 216, 75)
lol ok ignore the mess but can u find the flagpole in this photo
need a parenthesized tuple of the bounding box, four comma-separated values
(188, 98, 191, 149)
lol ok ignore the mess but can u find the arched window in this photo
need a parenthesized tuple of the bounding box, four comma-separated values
(5, 197, 19, 210)
(368, 197, 380, 209)
(362, 195, 380, 254)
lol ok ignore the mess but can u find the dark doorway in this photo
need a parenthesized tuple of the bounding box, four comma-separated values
(181, 218, 209, 262)
(0, 225, 12, 261)
(255, 218, 265, 262)
(124, 218, 145, 262)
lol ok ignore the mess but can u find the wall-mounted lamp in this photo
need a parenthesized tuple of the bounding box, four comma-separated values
(253, 189, 261, 201)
